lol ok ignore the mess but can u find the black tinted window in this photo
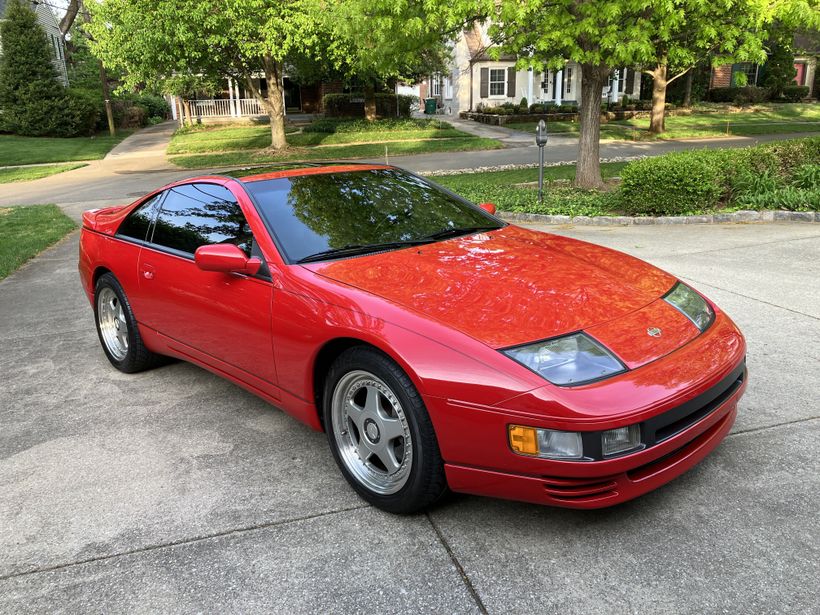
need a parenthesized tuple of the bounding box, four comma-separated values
(118, 194, 162, 241)
(151, 183, 253, 255)
(243, 168, 501, 262)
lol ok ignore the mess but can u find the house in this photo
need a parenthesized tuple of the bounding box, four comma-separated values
(0, 0, 68, 85)
(424, 22, 641, 114)
(710, 31, 818, 97)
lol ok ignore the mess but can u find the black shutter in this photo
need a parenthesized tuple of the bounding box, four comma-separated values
(507, 67, 516, 97)
(480, 68, 489, 98)
(625, 68, 634, 95)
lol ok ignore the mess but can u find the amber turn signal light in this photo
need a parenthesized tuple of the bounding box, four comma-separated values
(508, 425, 539, 455)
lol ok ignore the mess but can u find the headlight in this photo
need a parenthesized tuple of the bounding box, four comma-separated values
(502, 332, 625, 386)
(664, 283, 714, 331)
(602, 425, 642, 457)
(508, 425, 583, 459)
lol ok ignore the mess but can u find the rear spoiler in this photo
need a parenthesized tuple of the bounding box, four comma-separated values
(82, 204, 128, 233)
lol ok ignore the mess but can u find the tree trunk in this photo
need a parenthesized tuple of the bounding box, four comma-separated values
(364, 82, 377, 121)
(575, 63, 608, 190)
(183, 99, 194, 127)
(98, 60, 115, 137)
(260, 58, 288, 150)
(59, 0, 82, 36)
(649, 63, 668, 134)
(683, 69, 694, 107)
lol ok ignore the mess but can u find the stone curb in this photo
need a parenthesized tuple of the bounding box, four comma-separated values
(500, 209, 820, 226)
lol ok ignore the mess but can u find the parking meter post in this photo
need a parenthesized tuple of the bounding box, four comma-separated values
(535, 119, 548, 204)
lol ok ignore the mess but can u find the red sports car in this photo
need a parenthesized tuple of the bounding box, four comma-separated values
(79, 163, 747, 513)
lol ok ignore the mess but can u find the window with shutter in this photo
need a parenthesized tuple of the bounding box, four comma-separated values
(489, 69, 506, 96)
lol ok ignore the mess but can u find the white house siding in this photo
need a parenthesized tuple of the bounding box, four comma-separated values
(440, 26, 641, 113)
(0, 0, 68, 84)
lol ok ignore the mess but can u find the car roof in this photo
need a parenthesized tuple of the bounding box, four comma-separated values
(220, 162, 395, 183)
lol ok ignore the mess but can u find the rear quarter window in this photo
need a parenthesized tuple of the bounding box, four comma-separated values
(117, 194, 162, 241)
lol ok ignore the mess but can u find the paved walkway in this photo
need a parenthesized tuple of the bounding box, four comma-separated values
(1, 121, 195, 216)
(1, 223, 818, 612)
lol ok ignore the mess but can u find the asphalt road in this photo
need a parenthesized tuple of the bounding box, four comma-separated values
(1, 221, 818, 613)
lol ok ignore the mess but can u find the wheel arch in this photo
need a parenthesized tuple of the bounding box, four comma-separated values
(311, 336, 423, 430)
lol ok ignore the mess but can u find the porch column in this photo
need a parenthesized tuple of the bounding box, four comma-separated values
(233, 80, 242, 115)
(555, 69, 563, 105)
(170, 95, 178, 120)
(527, 69, 533, 106)
(610, 69, 619, 104)
(227, 78, 236, 117)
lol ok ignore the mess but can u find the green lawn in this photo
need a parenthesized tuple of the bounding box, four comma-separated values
(0, 132, 130, 166)
(171, 137, 502, 169)
(0, 163, 87, 184)
(506, 103, 820, 141)
(167, 118, 503, 168)
(431, 163, 627, 218)
(0, 205, 76, 280)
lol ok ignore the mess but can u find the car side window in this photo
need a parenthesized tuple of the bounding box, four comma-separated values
(117, 193, 163, 242)
(150, 183, 254, 256)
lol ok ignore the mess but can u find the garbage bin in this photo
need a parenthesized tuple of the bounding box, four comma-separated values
(424, 98, 437, 115)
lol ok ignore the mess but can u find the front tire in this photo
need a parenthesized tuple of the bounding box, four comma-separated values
(94, 272, 163, 373)
(323, 346, 447, 514)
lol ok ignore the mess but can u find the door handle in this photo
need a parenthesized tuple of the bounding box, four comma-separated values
(140, 263, 155, 280)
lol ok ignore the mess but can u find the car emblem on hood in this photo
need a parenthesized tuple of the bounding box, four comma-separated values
(647, 327, 662, 338)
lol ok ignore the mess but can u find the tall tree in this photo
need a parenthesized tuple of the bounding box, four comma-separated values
(0, 0, 66, 136)
(86, 0, 330, 150)
(643, 0, 770, 134)
(487, 0, 659, 188)
(762, 22, 798, 98)
(326, 0, 453, 120)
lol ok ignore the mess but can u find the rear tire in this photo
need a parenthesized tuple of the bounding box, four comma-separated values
(94, 272, 164, 373)
(323, 346, 447, 514)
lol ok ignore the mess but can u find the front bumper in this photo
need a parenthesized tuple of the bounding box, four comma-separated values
(426, 309, 747, 508)
(445, 373, 743, 508)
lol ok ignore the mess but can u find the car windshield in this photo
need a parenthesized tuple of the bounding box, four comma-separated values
(242, 168, 504, 263)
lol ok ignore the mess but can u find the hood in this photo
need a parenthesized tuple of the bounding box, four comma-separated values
(304, 225, 678, 349)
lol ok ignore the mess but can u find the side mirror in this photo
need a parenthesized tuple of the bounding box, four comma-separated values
(195, 244, 261, 275)
(479, 202, 497, 215)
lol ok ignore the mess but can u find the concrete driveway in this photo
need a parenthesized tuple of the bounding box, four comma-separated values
(0, 222, 818, 613)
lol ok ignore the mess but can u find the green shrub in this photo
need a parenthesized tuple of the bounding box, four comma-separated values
(791, 164, 820, 190)
(529, 103, 546, 113)
(322, 92, 413, 118)
(618, 137, 820, 214)
(708, 87, 736, 103)
(619, 151, 723, 215)
(303, 117, 447, 134)
(730, 169, 781, 196)
(736, 187, 820, 211)
(54, 88, 101, 136)
(734, 86, 769, 105)
(134, 93, 170, 118)
(782, 85, 809, 102)
(707, 86, 768, 104)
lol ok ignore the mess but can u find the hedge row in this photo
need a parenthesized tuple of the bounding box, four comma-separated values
(619, 137, 820, 215)
(322, 93, 415, 118)
(708, 85, 810, 104)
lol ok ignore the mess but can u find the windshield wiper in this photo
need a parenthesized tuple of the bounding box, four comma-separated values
(297, 239, 433, 264)
(421, 226, 500, 241)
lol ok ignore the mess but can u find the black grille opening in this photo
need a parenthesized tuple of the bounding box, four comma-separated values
(654, 372, 744, 443)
